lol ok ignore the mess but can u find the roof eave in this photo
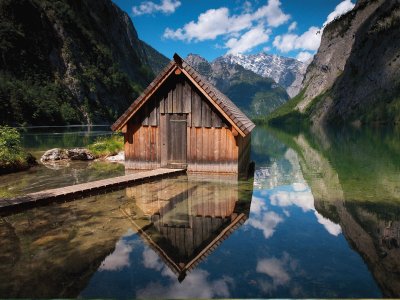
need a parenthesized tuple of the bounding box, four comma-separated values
(111, 61, 177, 131)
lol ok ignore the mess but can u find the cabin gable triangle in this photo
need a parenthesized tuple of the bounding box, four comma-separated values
(111, 53, 255, 137)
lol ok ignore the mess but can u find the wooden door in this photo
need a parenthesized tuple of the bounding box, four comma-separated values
(161, 114, 187, 168)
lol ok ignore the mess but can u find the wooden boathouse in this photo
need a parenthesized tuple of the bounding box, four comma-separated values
(112, 53, 255, 175)
(121, 175, 252, 281)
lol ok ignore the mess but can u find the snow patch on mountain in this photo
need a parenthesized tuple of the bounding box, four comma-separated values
(219, 53, 308, 98)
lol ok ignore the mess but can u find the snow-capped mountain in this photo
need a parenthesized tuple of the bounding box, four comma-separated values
(220, 53, 308, 98)
(185, 54, 289, 118)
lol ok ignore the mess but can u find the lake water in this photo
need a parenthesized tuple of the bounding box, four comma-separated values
(0, 126, 124, 198)
(0, 125, 399, 298)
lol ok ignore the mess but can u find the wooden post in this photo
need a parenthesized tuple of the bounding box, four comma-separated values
(231, 127, 238, 137)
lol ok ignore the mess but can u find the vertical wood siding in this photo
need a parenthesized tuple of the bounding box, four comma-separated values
(125, 121, 161, 169)
(186, 127, 238, 173)
(125, 176, 239, 258)
(124, 74, 248, 173)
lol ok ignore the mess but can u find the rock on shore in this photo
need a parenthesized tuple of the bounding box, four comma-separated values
(41, 148, 94, 163)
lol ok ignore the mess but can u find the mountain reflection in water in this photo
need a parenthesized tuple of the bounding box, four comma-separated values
(0, 175, 253, 298)
(266, 125, 400, 297)
(0, 125, 399, 298)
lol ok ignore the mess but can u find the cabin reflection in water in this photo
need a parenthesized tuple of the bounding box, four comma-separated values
(121, 174, 253, 281)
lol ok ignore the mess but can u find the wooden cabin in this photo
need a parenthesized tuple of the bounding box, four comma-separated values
(121, 175, 252, 281)
(112, 53, 255, 175)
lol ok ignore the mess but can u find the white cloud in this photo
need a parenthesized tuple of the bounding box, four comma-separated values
(263, 46, 271, 52)
(247, 211, 283, 239)
(99, 239, 133, 271)
(256, 252, 297, 293)
(137, 245, 235, 298)
(142, 247, 163, 271)
(248, 196, 283, 239)
(292, 182, 307, 192)
(273, 0, 354, 53)
(163, 0, 289, 42)
(324, 0, 355, 27)
(273, 26, 321, 53)
(250, 195, 267, 215)
(137, 268, 233, 298)
(315, 212, 342, 236)
(268, 184, 343, 237)
(257, 257, 290, 286)
(269, 187, 315, 212)
(132, 0, 181, 16)
(288, 21, 297, 32)
(296, 51, 314, 62)
(226, 26, 271, 54)
(253, 0, 291, 28)
(242, 1, 253, 14)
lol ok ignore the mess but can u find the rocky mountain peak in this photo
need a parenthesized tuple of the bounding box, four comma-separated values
(186, 53, 209, 64)
(184, 53, 289, 118)
(219, 52, 307, 98)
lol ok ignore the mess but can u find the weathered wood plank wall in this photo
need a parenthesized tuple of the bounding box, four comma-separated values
(186, 127, 238, 173)
(124, 74, 248, 174)
(237, 134, 251, 177)
(125, 176, 239, 257)
(125, 122, 161, 170)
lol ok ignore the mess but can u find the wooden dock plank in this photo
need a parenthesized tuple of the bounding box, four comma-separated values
(0, 168, 185, 211)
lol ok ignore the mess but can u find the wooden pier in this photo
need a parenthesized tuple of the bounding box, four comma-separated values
(0, 168, 185, 212)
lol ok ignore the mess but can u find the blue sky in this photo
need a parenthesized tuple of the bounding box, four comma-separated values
(112, 0, 355, 62)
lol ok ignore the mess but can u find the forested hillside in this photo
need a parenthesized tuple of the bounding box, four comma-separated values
(0, 0, 168, 126)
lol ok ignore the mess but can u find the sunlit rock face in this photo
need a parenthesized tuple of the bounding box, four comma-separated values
(295, 0, 400, 125)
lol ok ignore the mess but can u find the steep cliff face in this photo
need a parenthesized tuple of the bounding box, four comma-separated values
(0, 0, 167, 125)
(186, 54, 289, 118)
(270, 0, 400, 126)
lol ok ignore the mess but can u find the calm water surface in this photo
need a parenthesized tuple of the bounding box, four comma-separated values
(0, 126, 124, 197)
(0, 125, 399, 298)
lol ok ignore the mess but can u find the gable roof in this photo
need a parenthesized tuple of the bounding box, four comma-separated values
(111, 53, 255, 137)
(121, 208, 248, 282)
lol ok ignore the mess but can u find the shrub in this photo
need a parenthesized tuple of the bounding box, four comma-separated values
(0, 126, 36, 174)
(87, 133, 124, 158)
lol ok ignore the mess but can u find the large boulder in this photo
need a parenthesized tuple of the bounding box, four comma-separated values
(41, 148, 94, 163)
(66, 148, 95, 161)
(41, 148, 68, 162)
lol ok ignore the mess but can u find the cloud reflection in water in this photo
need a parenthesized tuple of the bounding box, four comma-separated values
(137, 247, 234, 298)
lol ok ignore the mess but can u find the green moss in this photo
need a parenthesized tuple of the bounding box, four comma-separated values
(0, 126, 36, 174)
(87, 133, 124, 158)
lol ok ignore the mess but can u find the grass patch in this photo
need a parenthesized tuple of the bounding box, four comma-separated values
(268, 87, 306, 119)
(87, 133, 124, 158)
(263, 87, 309, 129)
(265, 87, 332, 129)
(0, 126, 36, 175)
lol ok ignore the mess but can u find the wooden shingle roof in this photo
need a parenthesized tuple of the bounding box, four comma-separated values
(112, 53, 255, 136)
